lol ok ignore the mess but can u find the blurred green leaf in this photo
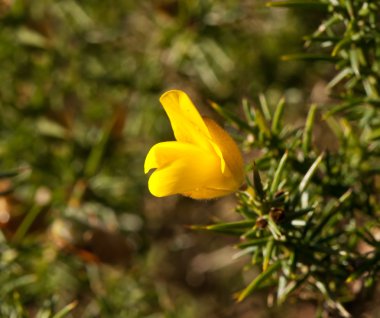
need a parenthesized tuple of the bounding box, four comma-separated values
(298, 153, 324, 194)
(237, 260, 281, 302)
(302, 104, 317, 153)
(252, 163, 265, 201)
(51, 301, 78, 318)
(281, 54, 338, 62)
(271, 97, 286, 135)
(266, 1, 328, 9)
(270, 151, 288, 196)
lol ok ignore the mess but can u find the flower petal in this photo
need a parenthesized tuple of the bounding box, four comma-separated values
(144, 141, 202, 174)
(203, 117, 244, 186)
(145, 141, 238, 199)
(159, 90, 212, 151)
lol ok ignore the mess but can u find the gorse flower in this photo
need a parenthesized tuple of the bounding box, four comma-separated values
(144, 90, 244, 199)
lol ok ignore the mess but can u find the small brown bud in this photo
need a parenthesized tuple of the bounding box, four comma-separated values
(239, 183, 248, 191)
(269, 207, 285, 223)
(274, 190, 286, 199)
(256, 217, 268, 229)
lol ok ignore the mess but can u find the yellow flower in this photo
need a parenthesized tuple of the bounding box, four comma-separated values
(144, 90, 244, 199)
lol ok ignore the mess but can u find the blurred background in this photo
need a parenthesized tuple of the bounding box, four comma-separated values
(0, 0, 329, 317)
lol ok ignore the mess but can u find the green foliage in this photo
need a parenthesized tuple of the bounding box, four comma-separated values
(1, 0, 378, 316)
(0, 0, 316, 316)
(201, 0, 380, 316)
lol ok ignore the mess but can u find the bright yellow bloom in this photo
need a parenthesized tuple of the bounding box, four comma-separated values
(144, 90, 244, 199)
